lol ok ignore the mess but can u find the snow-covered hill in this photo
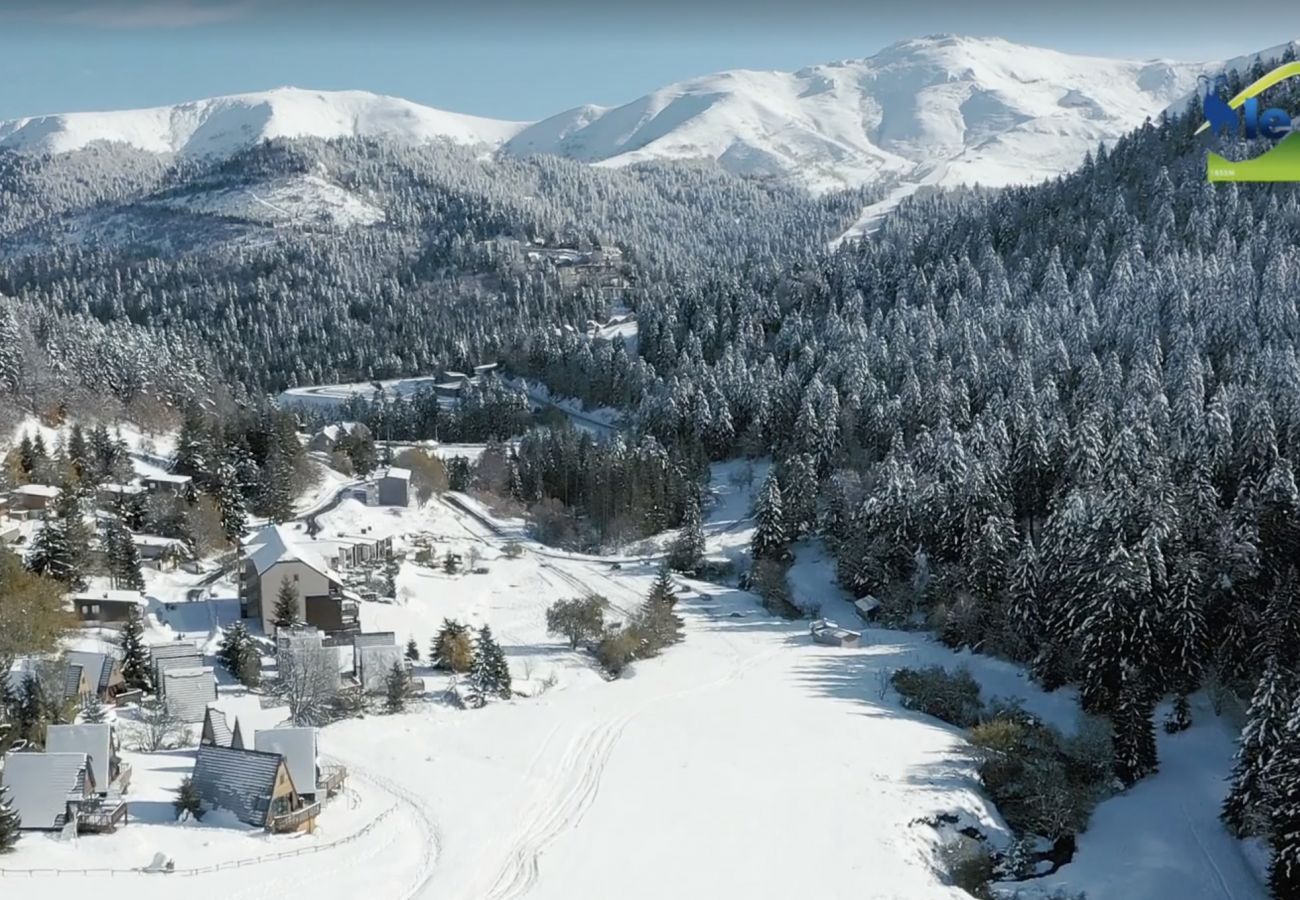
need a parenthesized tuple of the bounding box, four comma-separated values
(4, 35, 1293, 200)
(0, 86, 525, 157)
(509, 35, 1206, 193)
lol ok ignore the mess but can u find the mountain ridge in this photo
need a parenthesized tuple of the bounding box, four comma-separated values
(2, 35, 1295, 195)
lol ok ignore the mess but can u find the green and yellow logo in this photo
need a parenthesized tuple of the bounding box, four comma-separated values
(1198, 61, 1300, 182)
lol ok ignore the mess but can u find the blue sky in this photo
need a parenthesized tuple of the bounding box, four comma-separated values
(0, 1, 1293, 120)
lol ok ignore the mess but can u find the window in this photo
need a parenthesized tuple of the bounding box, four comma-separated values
(293, 573, 300, 582)
(91, 604, 100, 615)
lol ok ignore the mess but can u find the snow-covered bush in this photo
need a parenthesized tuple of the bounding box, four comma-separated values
(892, 666, 983, 728)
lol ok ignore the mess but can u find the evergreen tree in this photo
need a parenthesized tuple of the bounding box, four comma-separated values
(1224, 654, 1294, 836)
(104, 517, 144, 592)
(1112, 666, 1158, 787)
(79, 694, 107, 724)
(646, 565, 677, 609)
(272, 577, 300, 631)
(213, 459, 247, 545)
(667, 490, 705, 573)
(1270, 707, 1300, 899)
(120, 605, 151, 692)
(173, 776, 202, 820)
(752, 470, 787, 560)
(431, 619, 473, 672)
(405, 637, 420, 662)
(172, 407, 212, 486)
(218, 621, 253, 682)
(0, 784, 20, 852)
(385, 660, 409, 713)
(468, 625, 510, 706)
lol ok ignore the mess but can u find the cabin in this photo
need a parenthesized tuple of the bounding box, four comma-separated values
(241, 525, 357, 637)
(45, 724, 131, 795)
(201, 707, 245, 749)
(376, 467, 411, 507)
(8, 483, 59, 517)
(162, 667, 217, 723)
(150, 642, 204, 692)
(810, 619, 862, 649)
(141, 473, 192, 496)
(96, 482, 144, 506)
(65, 651, 126, 701)
(73, 589, 147, 627)
(307, 422, 372, 453)
(1, 751, 127, 833)
(254, 728, 320, 802)
(189, 744, 318, 833)
(131, 534, 191, 569)
(853, 596, 881, 623)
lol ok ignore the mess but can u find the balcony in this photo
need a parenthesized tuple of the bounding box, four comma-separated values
(269, 800, 320, 833)
(319, 764, 348, 797)
(72, 799, 128, 833)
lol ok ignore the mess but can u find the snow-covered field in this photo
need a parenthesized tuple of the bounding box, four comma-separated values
(2, 447, 1267, 900)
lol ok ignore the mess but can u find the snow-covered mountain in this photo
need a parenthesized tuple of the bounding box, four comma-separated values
(3, 35, 1290, 198)
(508, 35, 1207, 193)
(0, 87, 524, 157)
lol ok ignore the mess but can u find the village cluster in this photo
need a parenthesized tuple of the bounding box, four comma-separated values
(0, 430, 514, 859)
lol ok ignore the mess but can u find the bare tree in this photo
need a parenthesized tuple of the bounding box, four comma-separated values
(267, 645, 340, 725)
(129, 698, 189, 751)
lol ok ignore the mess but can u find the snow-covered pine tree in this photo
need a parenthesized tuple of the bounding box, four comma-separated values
(120, 604, 152, 692)
(212, 459, 247, 545)
(384, 660, 408, 713)
(272, 577, 300, 631)
(432, 619, 473, 672)
(667, 489, 705, 573)
(647, 565, 677, 608)
(1112, 665, 1158, 787)
(1162, 553, 1208, 733)
(79, 694, 107, 724)
(105, 517, 144, 592)
(218, 621, 251, 681)
(1270, 706, 1300, 898)
(0, 784, 20, 852)
(405, 637, 420, 662)
(752, 470, 786, 560)
(1224, 653, 1295, 836)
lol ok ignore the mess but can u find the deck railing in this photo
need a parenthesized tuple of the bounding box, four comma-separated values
(319, 765, 348, 796)
(268, 801, 320, 833)
(74, 802, 128, 834)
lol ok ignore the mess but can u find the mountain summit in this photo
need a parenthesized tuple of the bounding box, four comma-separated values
(0, 35, 1274, 196)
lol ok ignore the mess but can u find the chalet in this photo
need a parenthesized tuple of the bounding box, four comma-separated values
(189, 744, 318, 833)
(45, 724, 131, 795)
(853, 596, 881, 623)
(65, 651, 125, 701)
(352, 631, 396, 673)
(131, 534, 191, 569)
(376, 467, 411, 507)
(9, 483, 59, 516)
(254, 728, 320, 802)
(96, 482, 144, 506)
(307, 422, 371, 453)
(1, 751, 127, 833)
(141, 473, 192, 496)
(150, 642, 203, 692)
(810, 619, 861, 649)
(201, 707, 245, 749)
(242, 525, 357, 637)
(162, 667, 217, 722)
(331, 530, 394, 570)
(63, 662, 92, 703)
(357, 643, 404, 693)
(73, 589, 147, 627)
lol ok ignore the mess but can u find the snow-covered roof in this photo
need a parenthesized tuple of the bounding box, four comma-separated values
(191, 744, 283, 827)
(163, 666, 216, 723)
(203, 707, 234, 747)
(149, 640, 201, 660)
(143, 473, 192, 485)
(66, 650, 117, 693)
(11, 483, 59, 498)
(245, 524, 337, 580)
(64, 663, 84, 698)
(254, 727, 317, 796)
(98, 482, 143, 495)
(130, 533, 183, 546)
(316, 422, 367, 442)
(72, 589, 146, 606)
(45, 724, 112, 790)
(382, 467, 411, 481)
(1, 752, 90, 829)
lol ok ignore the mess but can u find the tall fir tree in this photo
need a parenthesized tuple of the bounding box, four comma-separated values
(1112, 666, 1158, 787)
(119, 604, 152, 692)
(272, 577, 300, 631)
(0, 784, 20, 852)
(105, 517, 145, 592)
(1270, 707, 1300, 899)
(1224, 654, 1294, 836)
(752, 470, 787, 560)
(667, 489, 705, 573)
